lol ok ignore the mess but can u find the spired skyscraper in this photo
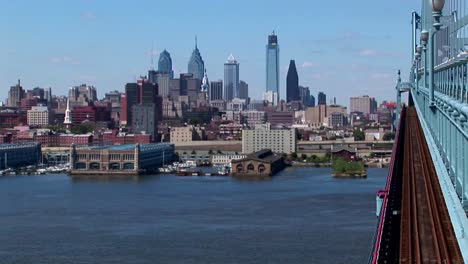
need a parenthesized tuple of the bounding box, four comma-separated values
(158, 49, 174, 79)
(265, 31, 279, 105)
(224, 54, 239, 101)
(286, 60, 299, 102)
(188, 37, 205, 80)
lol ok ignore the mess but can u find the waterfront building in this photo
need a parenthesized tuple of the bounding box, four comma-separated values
(158, 49, 174, 79)
(231, 149, 286, 177)
(350, 95, 377, 115)
(188, 38, 205, 80)
(266, 31, 279, 101)
(224, 54, 240, 100)
(210, 80, 223, 101)
(0, 142, 41, 170)
(242, 123, 296, 154)
(7, 80, 25, 107)
(286, 60, 299, 102)
(239, 81, 249, 100)
(69, 143, 174, 176)
(27, 106, 52, 127)
(317, 92, 326, 105)
(211, 154, 247, 166)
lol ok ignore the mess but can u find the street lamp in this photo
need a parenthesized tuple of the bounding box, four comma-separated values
(428, 0, 445, 107)
(420, 31, 429, 90)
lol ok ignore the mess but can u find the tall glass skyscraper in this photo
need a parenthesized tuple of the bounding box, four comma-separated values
(266, 31, 279, 102)
(158, 49, 174, 79)
(224, 54, 239, 101)
(188, 38, 205, 80)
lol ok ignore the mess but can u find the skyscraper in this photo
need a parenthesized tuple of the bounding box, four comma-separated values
(265, 31, 279, 104)
(158, 49, 174, 79)
(7, 80, 25, 107)
(239, 81, 249, 100)
(318, 92, 326, 105)
(224, 54, 239, 101)
(286, 60, 299, 102)
(210, 80, 223, 101)
(188, 37, 205, 80)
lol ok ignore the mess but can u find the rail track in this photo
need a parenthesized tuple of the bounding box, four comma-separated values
(399, 107, 462, 263)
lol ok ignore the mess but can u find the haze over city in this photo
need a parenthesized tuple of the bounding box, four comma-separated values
(1, 0, 418, 105)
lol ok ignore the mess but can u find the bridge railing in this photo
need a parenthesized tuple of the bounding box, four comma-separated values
(411, 1, 468, 210)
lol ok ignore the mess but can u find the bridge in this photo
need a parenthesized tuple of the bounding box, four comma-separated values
(370, 0, 468, 263)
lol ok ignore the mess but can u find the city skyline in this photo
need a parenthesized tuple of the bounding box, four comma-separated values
(1, 0, 418, 106)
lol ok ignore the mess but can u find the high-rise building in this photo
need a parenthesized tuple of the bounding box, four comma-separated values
(224, 54, 239, 101)
(239, 80, 249, 100)
(286, 60, 299, 102)
(350, 95, 377, 115)
(266, 31, 279, 99)
(133, 104, 158, 141)
(317, 92, 326, 105)
(158, 49, 174, 79)
(124, 83, 140, 127)
(310, 95, 316, 107)
(140, 81, 159, 105)
(44, 87, 52, 102)
(299, 85, 310, 106)
(201, 70, 209, 92)
(7, 80, 25, 107)
(210, 80, 223, 101)
(68, 84, 97, 105)
(188, 37, 205, 80)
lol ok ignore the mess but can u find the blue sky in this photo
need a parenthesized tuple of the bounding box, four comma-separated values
(0, 0, 420, 106)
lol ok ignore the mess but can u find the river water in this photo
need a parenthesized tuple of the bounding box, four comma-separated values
(0, 167, 387, 264)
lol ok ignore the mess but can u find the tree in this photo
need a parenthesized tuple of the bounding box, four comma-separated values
(71, 123, 94, 134)
(208, 149, 214, 155)
(353, 129, 365, 141)
(383, 132, 395, 141)
(291, 152, 298, 160)
(191, 150, 197, 155)
(301, 154, 307, 160)
(217, 150, 223, 154)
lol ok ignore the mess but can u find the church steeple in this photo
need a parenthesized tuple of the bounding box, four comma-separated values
(64, 96, 72, 128)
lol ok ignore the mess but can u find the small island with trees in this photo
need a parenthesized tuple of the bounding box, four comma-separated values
(330, 147, 367, 178)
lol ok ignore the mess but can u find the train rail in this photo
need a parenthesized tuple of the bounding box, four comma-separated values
(399, 107, 462, 263)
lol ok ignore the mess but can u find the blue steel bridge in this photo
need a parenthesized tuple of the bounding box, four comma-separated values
(370, 0, 468, 263)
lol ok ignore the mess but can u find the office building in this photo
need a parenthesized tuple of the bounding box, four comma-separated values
(27, 105, 52, 127)
(158, 49, 174, 79)
(224, 54, 239, 100)
(266, 31, 279, 100)
(68, 84, 97, 105)
(239, 80, 249, 100)
(286, 60, 299, 102)
(210, 80, 223, 101)
(188, 38, 205, 80)
(133, 104, 158, 141)
(7, 80, 25, 107)
(317, 92, 326, 105)
(124, 83, 140, 126)
(242, 123, 296, 154)
(350, 95, 377, 115)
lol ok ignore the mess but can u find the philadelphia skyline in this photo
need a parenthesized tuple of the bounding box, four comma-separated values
(1, 0, 418, 105)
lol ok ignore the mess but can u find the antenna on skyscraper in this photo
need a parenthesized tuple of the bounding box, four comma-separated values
(150, 41, 155, 70)
(195, 35, 198, 49)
